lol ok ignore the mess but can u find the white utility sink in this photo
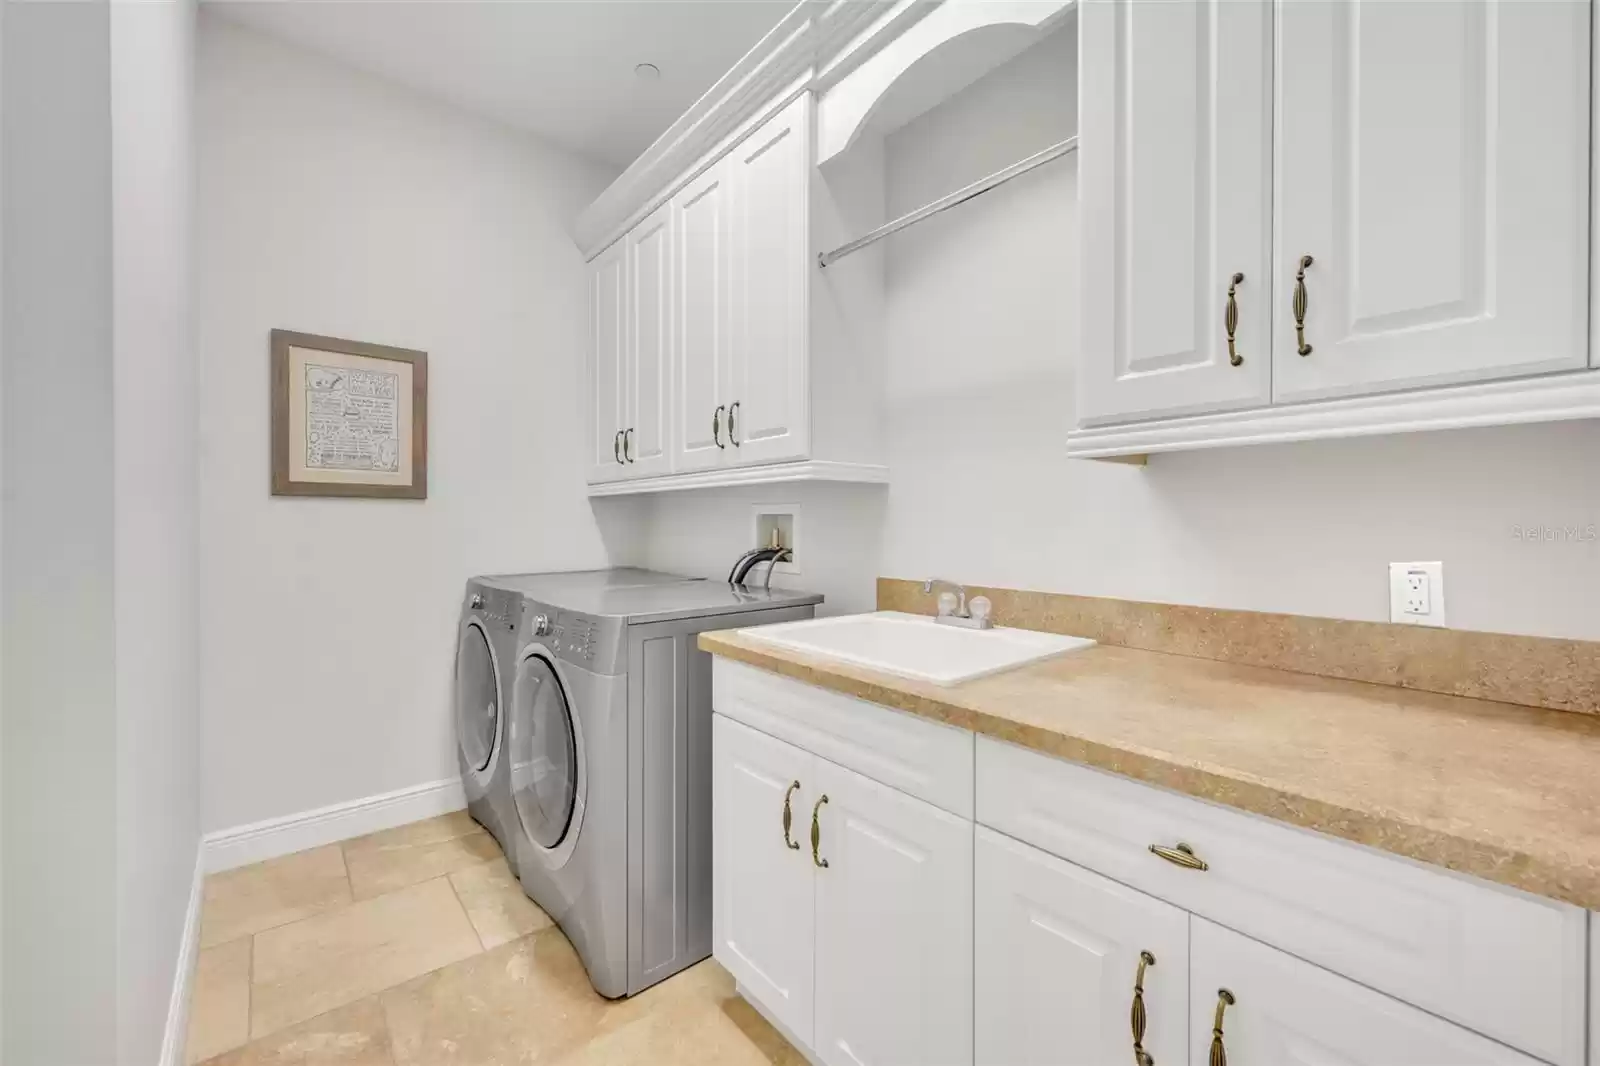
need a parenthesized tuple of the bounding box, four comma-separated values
(739, 610, 1095, 686)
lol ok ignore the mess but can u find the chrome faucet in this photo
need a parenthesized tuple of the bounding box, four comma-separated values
(921, 578, 994, 630)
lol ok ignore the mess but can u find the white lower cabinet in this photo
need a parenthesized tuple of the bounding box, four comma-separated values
(975, 827, 1187, 1066)
(712, 712, 973, 1064)
(711, 715, 815, 1043)
(813, 758, 972, 1066)
(711, 663, 1589, 1066)
(1189, 918, 1544, 1066)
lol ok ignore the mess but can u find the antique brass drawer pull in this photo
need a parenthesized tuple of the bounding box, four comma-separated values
(1225, 272, 1244, 367)
(613, 430, 623, 464)
(1130, 950, 1156, 1066)
(713, 405, 726, 449)
(728, 401, 741, 446)
(623, 427, 634, 463)
(782, 781, 801, 851)
(1293, 254, 1314, 356)
(811, 794, 830, 868)
(1209, 989, 1235, 1066)
(1148, 842, 1208, 871)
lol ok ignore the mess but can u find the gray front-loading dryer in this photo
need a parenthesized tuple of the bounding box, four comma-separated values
(483, 570, 821, 999)
(453, 579, 523, 860)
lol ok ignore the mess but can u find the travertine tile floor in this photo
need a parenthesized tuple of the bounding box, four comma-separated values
(186, 811, 804, 1065)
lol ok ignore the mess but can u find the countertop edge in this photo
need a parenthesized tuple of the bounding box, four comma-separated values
(698, 631, 1595, 910)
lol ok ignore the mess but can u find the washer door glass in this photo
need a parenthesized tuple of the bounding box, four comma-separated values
(454, 623, 498, 773)
(511, 654, 578, 850)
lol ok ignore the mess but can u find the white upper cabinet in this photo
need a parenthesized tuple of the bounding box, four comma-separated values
(975, 827, 1189, 1066)
(1070, 0, 1598, 458)
(586, 237, 628, 484)
(811, 756, 972, 1066)
(1189, 918, 1546, 1066)
(728, 93, 811, 467)
(625, 201, 672, 477)
(1078, 0, 1274, 425)
(672, 159, 732, 475)
(1273, 0, 1591, 402)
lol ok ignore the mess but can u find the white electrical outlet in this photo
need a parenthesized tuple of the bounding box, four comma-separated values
(1388, 561, 1446, 627)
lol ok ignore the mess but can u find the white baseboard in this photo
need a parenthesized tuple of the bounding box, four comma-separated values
(159, 846, 206, 1066)
(202, 777, 467, 873)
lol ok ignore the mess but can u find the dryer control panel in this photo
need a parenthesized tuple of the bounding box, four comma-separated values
(522, 602, 623, 675)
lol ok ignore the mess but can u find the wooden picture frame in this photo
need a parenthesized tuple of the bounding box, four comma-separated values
(270, 329, 428, 499)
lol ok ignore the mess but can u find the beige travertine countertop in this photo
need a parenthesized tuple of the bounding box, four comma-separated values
(699, 626, 1600, 909)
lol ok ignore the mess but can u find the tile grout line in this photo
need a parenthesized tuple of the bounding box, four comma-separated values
(443, 868, 490, 955)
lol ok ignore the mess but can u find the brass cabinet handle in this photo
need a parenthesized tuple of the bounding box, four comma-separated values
(623, 427, 634, 463)
(781, 781, 801, 850)
(1131, 950, 1156, 1066)
(713, 405, 726, 449)
(613, 430, 623, 465)
(1293, 255, 1314, 356)
(1148, 842, 1208, 871)
(810, 794, 830, 868)
(1225, 272, 1244, 367)
(728, 401, 741, 446)
(1209, 989, 1236, 1066)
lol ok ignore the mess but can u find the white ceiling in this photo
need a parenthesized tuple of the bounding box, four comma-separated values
(206, 0, 795, 168)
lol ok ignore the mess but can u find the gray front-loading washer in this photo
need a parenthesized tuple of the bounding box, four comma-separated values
(482, 570, 821, 999)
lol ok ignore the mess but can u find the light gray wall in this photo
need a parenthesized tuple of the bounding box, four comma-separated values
(636, 24, 1600, 641)
(197, 16, 633, 833)
(2, 2, 200, 1059)
(1, 3, 119, 1062)
(111, 1, 200, 1061)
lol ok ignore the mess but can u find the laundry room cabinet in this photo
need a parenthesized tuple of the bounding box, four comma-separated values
(584, 90, 889, 495)
(1071, 0, 1599, 457)
(709, 655, 1590, 1066)
(711, 712, 973, 1066)
(586, 200, 672, 484)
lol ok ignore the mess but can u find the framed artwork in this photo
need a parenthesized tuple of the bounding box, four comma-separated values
(270, 329, 428, 499)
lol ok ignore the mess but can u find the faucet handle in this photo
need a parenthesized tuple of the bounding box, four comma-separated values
(968, 596, 993, 626)
(935, 591, 960, 617)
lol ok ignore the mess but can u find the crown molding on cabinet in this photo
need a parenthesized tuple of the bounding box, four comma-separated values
(573, 0, 933, 260)
(1066, 368, 1600, 460)
(586, 460, 890, 498)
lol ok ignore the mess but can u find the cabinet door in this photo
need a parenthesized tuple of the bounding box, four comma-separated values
(624, 201, 672, 478)
(728, 93, 810, 466)
(975, 827, 1188, 1066)
(1189, 919, 1545, 1066)
(712, 715, 815, 1045)
(586, 237, 629, 484)
(1078, 0, 1273, 426)
(673, 161, 733, 474)
(812, 757, 972, 1066)
(1273, 0, 1590, 402)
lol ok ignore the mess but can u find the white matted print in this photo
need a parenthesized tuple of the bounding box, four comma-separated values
(271, 330, 428, 499)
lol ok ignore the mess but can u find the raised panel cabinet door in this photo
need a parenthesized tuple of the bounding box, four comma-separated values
(728, 92, 811, 466)
(711, 715, 815, 1045)
(587, 237, 629, 484)
(1077, 0, 1273, 427)
(812, 757, 972, 1066)
(673, 160, 733, 473)
(974, 827, 1188, 1066)
(1188, 919, 1546, 1066)
(624, 201, 672, 478)
(1273, 0, 1591, 402)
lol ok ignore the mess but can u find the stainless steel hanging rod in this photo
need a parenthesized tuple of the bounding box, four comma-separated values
(816, 136, 1078, 269)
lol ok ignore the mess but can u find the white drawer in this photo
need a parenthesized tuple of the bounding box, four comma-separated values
(977, 736, 1588, 1066)
(712, 660, 974, 818)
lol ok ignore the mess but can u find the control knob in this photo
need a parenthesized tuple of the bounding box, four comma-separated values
(532, 613, 552, 637)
